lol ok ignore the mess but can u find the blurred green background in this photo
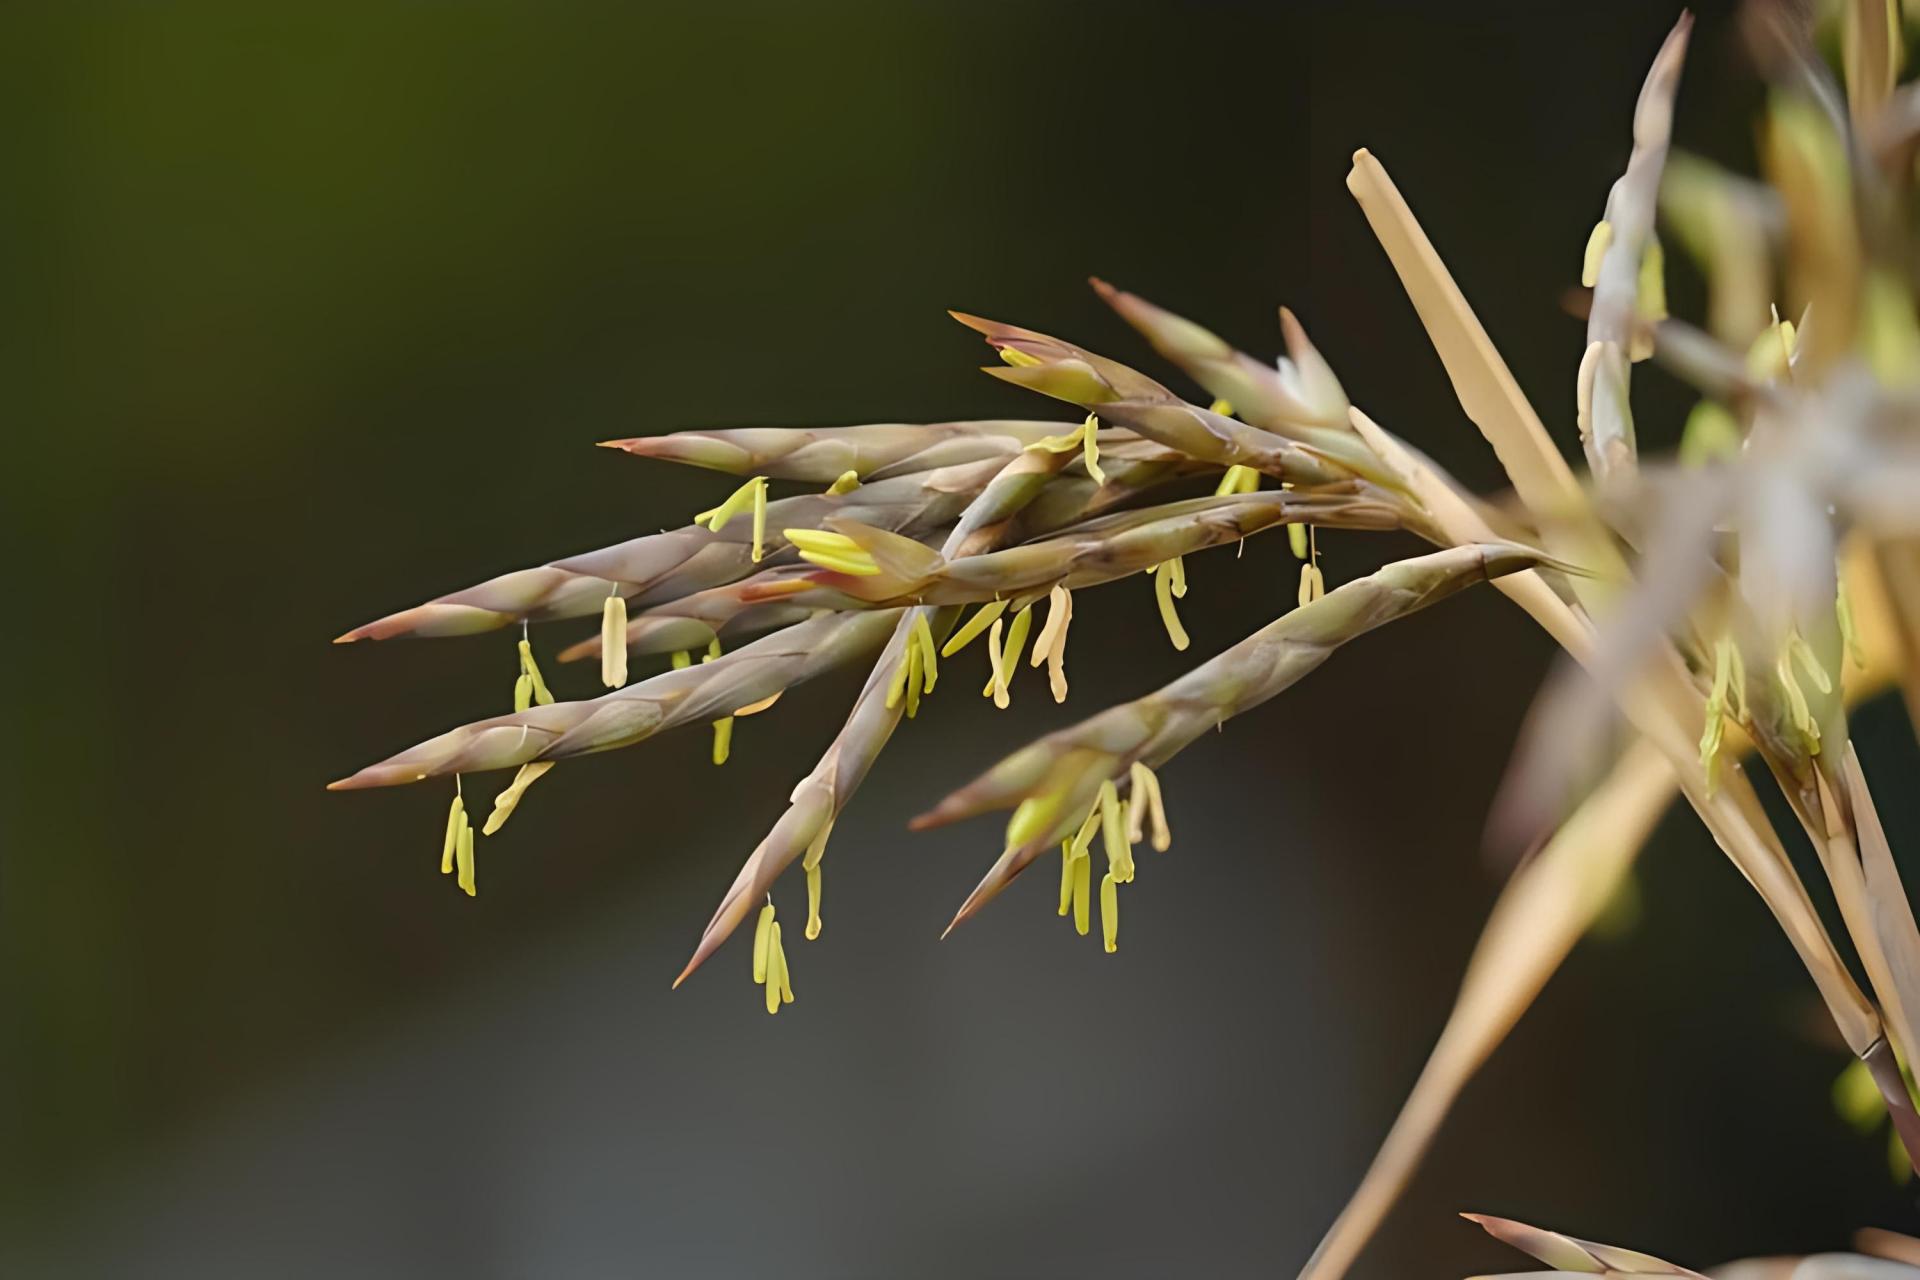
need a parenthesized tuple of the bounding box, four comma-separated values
(4, 1, 1917, 1275)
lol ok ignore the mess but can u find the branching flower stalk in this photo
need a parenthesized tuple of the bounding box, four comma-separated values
(334, 4, 1920, 1274)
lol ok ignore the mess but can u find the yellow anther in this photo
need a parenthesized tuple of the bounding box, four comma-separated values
(694, 476, 770, 562)
(783, 527, 881, 576)
(1024, 421, 1089, 454)
(1100, 871, 1119, 953)
(733, 691, 782, 716)
(1700, 636, 1740, 788)
(886, 646, 911, 710)
(1152, 560, 1190, 651)
(1835, 1058, 1883, 1132)
(806, 863, 823, 941)
(1207, 398, 1235, 417)
(1072, 851, 1091, 936)
(1214, 464, 1260, 496)
(483, 760, 555, 836)
(1581, 219, 1613, 289)
(1007, 791, 1063, 849)
(600, 593, 629, 689)
(513, 673, 532, 713)
(1289, 521, 1309, 560)
(441, 790, 466, 875)
(982, 604, 1035, 705)
(1679, 400, 1741, 467)
(1838, 579, 1866, 670)
(802, 815, 833, 871)
(753, 902, 776, 983)
(774, 923, 793, 1006)
(1297, 562, 1325, 607)
(1031, 584, 1073, 703)
(1069, 804, 1100, 863)
(911, 612, 940, 693)
(826, 469, 862, 496)
(765, 919, 794, 1014)
(1745, 316, 1798, 382)
(1098, 780, 1133, 883)
(1636, 235, 1667, 324)
(1058, 843, 1075, 916)
(1787, 631, 1833, 695)
(518, 639, 556, 706)
(1128, 761, 1170, 851)
(455, 816, 476, 897)
(904, 640, 923, 718)
(671, 649, 692, 670)
(1080, 414, 1106, 486)
(1776, 650, 1822, 755)
(943, 599, 1008, 657)
(703, 638, 734, 763)
(1862, 271, 1920, 387)
(998, 345, 1043, 368)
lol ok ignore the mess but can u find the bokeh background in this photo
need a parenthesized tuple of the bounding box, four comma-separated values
(5, 1, 1919, 1275)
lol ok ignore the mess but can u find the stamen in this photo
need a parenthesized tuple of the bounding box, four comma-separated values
(1289, 521, 1309, 560)
(998, 345, 1042, 368)
(783, 527, 881, 576)
(753, 902, 775, 983)
(483, 760, 555, 835)
(704, 638, 733, 764)
(1215, 464, 1261, 497)
(601, 593, 629, 689)
(694, 476, 770, 561)
(904, 640, 923, 719)
(441, 790, 465, 875)
(806, 863, 823, 941)
(1838, 579, 1866, 670)
(1153, 560, 1190, 651)
(671, 649, 692, 670)
(1100, 871, 1119, 953)
(1207, 398, 1236, 417)
(983, 604, 1034, 706)
(1129, 760, 1171, 851)
(1030, 585, 1073, 703)
(513, 673, 532, 713)
(1098, 780, 1134, 883)
(943, 599, 1007, 657)
(1788, 630, 1833, 695)
(734, 691, 782, 716)
(826, 469, 862, 495)
(1297, 562, 1325, 607)
(517, 639, 556, 706)
(1080, 414, 1106, 486)
(1072, 851, 1091, 936)
(911, 612, 940, 693)
(1581, 219, 1613, 289)
(1058, 843, 1075, 917)
(455, 815, 476, 897)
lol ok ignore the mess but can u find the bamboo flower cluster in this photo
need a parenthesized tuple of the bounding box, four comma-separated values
(333, 4, 1920, 1274)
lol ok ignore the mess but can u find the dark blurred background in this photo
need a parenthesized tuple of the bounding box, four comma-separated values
(4, 1, 1917, 1275)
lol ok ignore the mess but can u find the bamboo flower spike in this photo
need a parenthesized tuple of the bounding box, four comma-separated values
(332, 11, 1920, 1271)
